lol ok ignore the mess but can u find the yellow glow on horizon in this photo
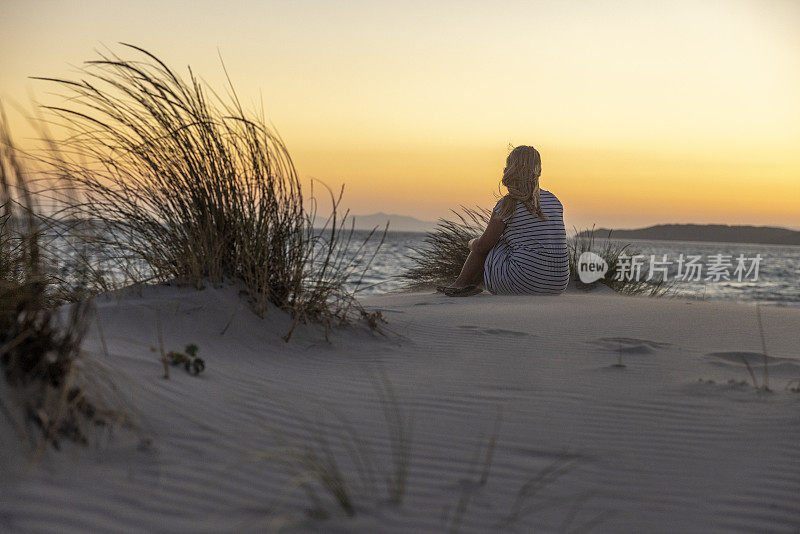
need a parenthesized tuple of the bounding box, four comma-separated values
(1, 0, 798, 228)
(292, 143, 800, 227)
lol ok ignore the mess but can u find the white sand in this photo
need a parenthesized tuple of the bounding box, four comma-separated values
(2, 284, 800, 533)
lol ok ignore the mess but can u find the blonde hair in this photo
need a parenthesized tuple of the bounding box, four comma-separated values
(496, 145, 547, 221)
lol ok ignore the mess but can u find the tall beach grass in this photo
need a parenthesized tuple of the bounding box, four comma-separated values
(34, 44, 384, 339)
(401, 206, 490, 290)
(0, 107, 113, 451)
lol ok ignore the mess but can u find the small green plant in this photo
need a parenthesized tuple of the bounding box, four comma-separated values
(166, 344, 205, 376)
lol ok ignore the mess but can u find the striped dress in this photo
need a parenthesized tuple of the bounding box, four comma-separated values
(483, 190, 570, 294)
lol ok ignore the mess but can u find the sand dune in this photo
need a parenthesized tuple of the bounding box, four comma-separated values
(3, 284, 800, 533)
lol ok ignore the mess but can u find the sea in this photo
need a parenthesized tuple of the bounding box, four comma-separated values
(46, 228, 799, 307)
(352, 231, 800, 307)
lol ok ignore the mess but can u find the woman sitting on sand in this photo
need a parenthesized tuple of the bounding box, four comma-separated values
(440, 145, 570, 297)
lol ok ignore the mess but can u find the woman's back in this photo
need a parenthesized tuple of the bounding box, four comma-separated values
(498, 190, 567, 254)
(484, 189, 570, 294)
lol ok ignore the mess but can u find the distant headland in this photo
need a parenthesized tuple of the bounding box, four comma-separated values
(342, 215, 800, 245)
(347, 213, 437, 232)
(580, 224, 800, 246)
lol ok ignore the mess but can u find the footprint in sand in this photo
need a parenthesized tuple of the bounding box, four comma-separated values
(588, 337, 671, 354)
(458, 325, 532, 338)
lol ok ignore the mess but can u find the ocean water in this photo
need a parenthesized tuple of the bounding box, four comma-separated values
(352, 231, 800, 306)
(45, 229, 799, 306)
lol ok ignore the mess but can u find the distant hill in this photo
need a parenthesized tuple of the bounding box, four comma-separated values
(324, 212, 436, 232)
(581, 224, 800, 245)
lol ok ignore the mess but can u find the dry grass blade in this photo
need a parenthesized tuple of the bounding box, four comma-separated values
(442, 408, 503, 534)
(371, 366, 413, 504)
(498, 453, 583, 529)
(741, 355, 759, 390)
(756, 304, 770, 392)
(479, 406, 503, 485)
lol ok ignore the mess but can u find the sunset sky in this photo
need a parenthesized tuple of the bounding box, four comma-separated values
(1, 0, 798, 229)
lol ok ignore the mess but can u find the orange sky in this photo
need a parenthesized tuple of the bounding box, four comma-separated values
(1, 0, 798, 229)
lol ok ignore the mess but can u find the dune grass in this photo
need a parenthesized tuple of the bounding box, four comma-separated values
(442, 411, 608, 534)
(569, 226, 671, 296)
(258, 371, 606, 530)
(496, 453, 604, 532)
(34, 44, 384, 340)
(258, 368, 412, 520)
(401, 206, 490, 289)
(0, 107, 107, 451)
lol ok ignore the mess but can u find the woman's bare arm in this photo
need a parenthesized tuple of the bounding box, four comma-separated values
(469, 215, 505, 254)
